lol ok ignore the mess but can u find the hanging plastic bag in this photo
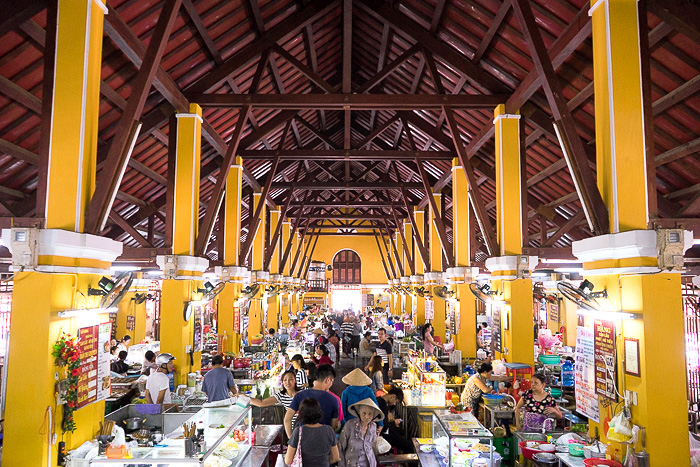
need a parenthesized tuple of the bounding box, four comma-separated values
(607, 411, 632, 441)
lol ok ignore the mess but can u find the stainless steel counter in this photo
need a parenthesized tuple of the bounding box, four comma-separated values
(412, 439, 442, 467)
(254, 424, 283, 447)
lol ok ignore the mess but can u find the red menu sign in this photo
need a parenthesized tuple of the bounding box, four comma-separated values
(77, 325, 99, 408)
(233, 300, 240, 333)
(593, 319, 617, 401)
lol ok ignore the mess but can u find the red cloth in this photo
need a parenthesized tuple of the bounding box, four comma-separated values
(330, 391, 343, 421)
(313, 355, 334, 366)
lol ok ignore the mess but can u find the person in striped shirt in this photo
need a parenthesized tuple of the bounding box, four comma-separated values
(249, 370, 303, 428)
(291, 354, 309, 388)
(372, 328, 393, 383)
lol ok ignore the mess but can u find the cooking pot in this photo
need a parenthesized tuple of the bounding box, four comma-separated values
(124, 417, 147, 430)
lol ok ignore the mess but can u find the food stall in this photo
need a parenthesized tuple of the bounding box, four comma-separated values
(400, 352, 447, 439)
(84, 403, 255, 466)
(404, 352, 447, 407)
(414, 409, 495, 467)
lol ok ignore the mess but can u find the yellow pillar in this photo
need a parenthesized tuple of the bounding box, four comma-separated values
(494, 105, 522, 256)
(116, 277, 147, 345)
(487, 105, 534, 367)
(591, 0, 648, 233)
(413, 209, 426, 327)
(452, 158, 478, 356)
(248, 192, 267, 341)
(44, 0, 105, 231)
(291, 232, 300, 315)
(4, 2, 112, 465)
(583, 1, 688, 461)
(218, 157, 244, 354)
(402, 221, 413, 318)
(572, 234, 692, 465)
(429, 195, 447, 340)
(281, 220, 292, 325)
(172, 105, 202, 257)
(159, 104, 206, 385)
(268, 208, 281, 330)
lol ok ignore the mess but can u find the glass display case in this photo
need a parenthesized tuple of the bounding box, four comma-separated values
(432, 409, 495, 467)
(90, 404, 252, 466)
(406, 352, 447, 407)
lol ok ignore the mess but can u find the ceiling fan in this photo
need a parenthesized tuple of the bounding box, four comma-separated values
(557, 279, 607, 312)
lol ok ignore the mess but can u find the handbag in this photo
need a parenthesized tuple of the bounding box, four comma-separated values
(289, 426, 303, 467)
(373, 435, 391, 455)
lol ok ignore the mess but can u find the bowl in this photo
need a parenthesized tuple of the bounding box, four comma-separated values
(550, 388, 562, 398)
(582, 459, 623, 467)
(538, 354, 562, 365)
(584, 443, 606, 459)
(482, 394, 505, 406)
(518, 440, 543, 460)
(568, 443, 585, 457)
(533, 452, 558, 465)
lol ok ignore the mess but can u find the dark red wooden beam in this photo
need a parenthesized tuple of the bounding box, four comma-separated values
(195, 106, 252, 256)
(187, 93, 507, 109)
(86, 0, 183, 234)
(510, 0, 608, 235)
(237, 149, 455, 160)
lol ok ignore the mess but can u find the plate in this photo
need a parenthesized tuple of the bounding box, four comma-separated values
(420, 445, 435, 453)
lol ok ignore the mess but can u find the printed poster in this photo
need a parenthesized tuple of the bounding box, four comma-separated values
(78, 323, 113, 409)
(593, 319, 617, 401)
(574, 326, 599, 422)
(491, 304, 502, 353)
(126, 315, 135, 331)
(425, 299, 435, 320)
(77, 325, 98, 408)
(549, 302, 559, 323)
(96, 322, 112, 401)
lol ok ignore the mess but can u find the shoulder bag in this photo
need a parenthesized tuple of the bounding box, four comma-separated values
(289, 426, 303, 467)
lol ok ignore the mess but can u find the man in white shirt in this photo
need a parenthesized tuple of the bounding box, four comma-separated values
(145, 353, 175, 404)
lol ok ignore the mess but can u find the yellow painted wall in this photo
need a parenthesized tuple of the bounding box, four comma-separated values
(4, 272, 110, 465)
(582, 273, 689, 465)
(116, 291, 147, 344)
(159, 279, 201, 385)
(308, 235, 389, 285)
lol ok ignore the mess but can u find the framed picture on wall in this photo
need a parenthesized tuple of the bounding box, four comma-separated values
(624, 337, 640, 377)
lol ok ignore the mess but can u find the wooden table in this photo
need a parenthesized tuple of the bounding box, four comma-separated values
(412, 438, 442, 467)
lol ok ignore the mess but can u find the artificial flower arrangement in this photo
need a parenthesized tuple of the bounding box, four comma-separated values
(52, 332, 82, 433)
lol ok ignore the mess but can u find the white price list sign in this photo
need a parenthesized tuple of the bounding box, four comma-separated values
(575, 326, 599, 422)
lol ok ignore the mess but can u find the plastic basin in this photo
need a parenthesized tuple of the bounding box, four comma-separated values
(582, 459, 623, 467)
(518, 440, 543, 460)
(568, 443, 585, 457)
(483, 394, 505, 406)
(538, 355, 562, 365)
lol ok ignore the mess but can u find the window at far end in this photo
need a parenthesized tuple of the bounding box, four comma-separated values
(333, 249, 361, 285)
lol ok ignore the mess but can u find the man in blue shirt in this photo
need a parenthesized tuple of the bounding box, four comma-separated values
(284, 364, 339, 436)
(202, 355, 238, 402)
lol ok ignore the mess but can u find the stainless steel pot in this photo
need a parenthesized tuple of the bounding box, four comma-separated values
(124, 417, 146, 430)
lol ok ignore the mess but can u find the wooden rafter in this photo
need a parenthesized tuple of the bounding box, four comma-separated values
(86, 0, 183, 234)
(510, 0, 608, 235)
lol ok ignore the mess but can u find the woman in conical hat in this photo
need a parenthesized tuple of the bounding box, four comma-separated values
(339, 398, 384, 467)
(340, 368, 383, 430)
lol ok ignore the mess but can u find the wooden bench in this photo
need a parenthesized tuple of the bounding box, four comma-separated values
(377, 453, 419, 465)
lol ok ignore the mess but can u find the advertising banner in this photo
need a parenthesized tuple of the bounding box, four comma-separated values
(574, 326, 599, 422)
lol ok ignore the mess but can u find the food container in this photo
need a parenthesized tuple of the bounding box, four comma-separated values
(533, 452, 558, 465)
(124, 417, 146, 430)
(584, 443, 606, 458)
(538, 355, 562, 365)
(538, 443, 556, 452)
(482, 394, 505, 406)
(568, 443, 585, 457)
(582, 459, 623, 467)
(518, 440, 543, 460)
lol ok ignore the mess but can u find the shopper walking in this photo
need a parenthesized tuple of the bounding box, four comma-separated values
(338, 398, 383, 467)
(285, 398, 340, 467)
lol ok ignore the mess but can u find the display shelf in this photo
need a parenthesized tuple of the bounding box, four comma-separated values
(431, 409, 495, 467)
(90, 404, 253, 466)
(405, 353, 447, 407)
